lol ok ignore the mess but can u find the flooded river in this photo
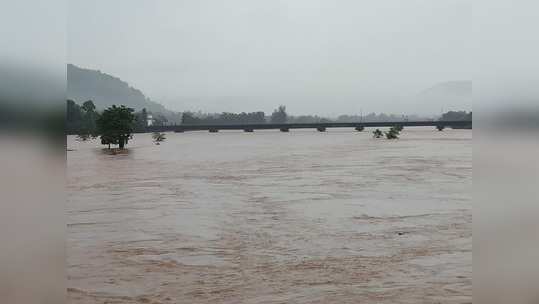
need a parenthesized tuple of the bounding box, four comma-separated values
(67, 127, 471, 304)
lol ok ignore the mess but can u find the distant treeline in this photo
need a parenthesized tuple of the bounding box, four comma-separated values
(181, 108, 472, 125)
(67, 99, 99, 135)
(439, 111, 472, 129)
(182, 105, 288, 124)
(67, 99, 151, 135)
(439, 110, 472, 121)
(182, 111, 266, 125)
(337, 113, 427, 123)
(67, 100, 471, 134)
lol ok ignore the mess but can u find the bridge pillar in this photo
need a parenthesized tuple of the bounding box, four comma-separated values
(280, 128, 289, 132)
(244, 128, 254, 132)
(355, 126, 365, 132)
(209, 129, 219, 133)
(317, 127, 326, 132)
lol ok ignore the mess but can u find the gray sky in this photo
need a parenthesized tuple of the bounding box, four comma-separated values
(68, 0, 471, 116)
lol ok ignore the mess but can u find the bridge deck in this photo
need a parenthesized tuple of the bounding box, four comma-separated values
(147, 120, 472, 132)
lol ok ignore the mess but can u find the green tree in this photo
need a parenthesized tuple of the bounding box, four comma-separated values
(439, 111, 472, 129)
(373, 129, 383, 138)
(385, 126, 400, 139)
(66, 99, 83, 134)
(152, 132, 166, 145)
(181, 111, 200, 124)
(81, 100, 99, 138)
(81, 100, 96, 112)
(271, 105, 287, 123)
(440, 110, 469, 121)
(96, 105, 135, 149)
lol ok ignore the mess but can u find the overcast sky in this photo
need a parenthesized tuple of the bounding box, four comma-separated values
(68, 0, 472, 116)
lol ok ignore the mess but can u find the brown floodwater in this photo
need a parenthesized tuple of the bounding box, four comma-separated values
(67, 127, 472, 304)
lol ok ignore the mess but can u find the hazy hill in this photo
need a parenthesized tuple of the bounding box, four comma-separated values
(67, 64, 173, 115)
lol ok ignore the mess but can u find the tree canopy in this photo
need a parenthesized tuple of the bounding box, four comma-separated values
(270, 105, 287, 123)
(67, 99, 99, 139)
(440, 111, 472, 121)
(384, 126, 400, 139)
(152, 132, 166, 145)
(96, 105, 135, 149)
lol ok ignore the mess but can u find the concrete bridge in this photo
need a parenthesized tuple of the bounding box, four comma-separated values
(147, 120, 471, 133)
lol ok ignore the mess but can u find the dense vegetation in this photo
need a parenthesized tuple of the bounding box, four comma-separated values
(384, 126, 400, 139)
(180, 105, 289, 125)
(96, 105, 135, 149)
(67, 100, 148, 135)
(67, 99, 99, 137)
(439, 111, 472, 121)
(439, 111, 472, 129)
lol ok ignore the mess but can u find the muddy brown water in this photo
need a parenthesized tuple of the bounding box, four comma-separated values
(67, 128, 471, 304)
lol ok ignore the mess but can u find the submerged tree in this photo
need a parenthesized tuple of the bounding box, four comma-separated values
(373, 129, 383, 138)
(385, 126, 400, 139)
(96, 105, 135, 149)
(67, 99, 83, 134)
(152, 132, 166, 145)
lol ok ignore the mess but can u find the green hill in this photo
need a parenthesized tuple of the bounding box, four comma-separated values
(67, 64, 177, 120)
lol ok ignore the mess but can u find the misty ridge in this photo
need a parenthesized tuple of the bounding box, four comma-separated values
(67, 64, 182, 123)
(67, 64, 471, 126)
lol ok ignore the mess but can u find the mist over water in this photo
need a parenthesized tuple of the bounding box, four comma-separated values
(68, 128, 471, 303)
